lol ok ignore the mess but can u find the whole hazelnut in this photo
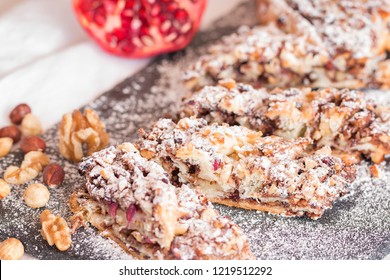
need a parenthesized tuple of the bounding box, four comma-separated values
(20, 136, 46, 153)
(0, 238, 24, 260)
(23, 183, 50, 208)
(9, 104, 32, 125)
(43, 163, 65, 187)
(0, 137, 13, 158)
(0, 126, 22, 143)
(20, 114, 43, 136)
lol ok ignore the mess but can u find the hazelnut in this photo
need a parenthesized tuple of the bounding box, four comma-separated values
(0, 238, 24, 260)
(0, 126, 22, 143)
(20, 113, 43, 136)
(0, 179, 11, 199)
(9, 104, 32, 125)
(20, 136, 46, 153)
(0, 137, 13, 158)
(43, 164, 65, 187)
(23, 183, 50, 208)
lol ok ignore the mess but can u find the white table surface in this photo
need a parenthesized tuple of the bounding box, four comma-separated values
(1, 0, 389, 261)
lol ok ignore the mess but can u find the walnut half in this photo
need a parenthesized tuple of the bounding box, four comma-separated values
(59, 108, 109, 162)
(4, 151, 50, 185)
(40, 209, 72, 251)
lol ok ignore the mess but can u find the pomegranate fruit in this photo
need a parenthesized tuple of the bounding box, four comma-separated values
(73, 0, 207, 58)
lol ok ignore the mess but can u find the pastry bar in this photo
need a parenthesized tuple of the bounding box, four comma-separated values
(184, 0, 390, 90)
(70, 143, 254, 260)
(257, 0, 390, 53)
(181, 81, 390, 163)
(137, 118, 356, 220)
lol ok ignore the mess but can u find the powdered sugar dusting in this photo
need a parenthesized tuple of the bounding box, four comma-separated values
(1, 0, 389, 259)
(215, 161, 390, 259)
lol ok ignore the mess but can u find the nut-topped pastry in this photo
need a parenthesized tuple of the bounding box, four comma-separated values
(137, 118, 356, 220)
(70, 143, 254, 260)
(184, 0, 390, 90)
(257, 0, 390, 54)
(181, 81, 390, 163)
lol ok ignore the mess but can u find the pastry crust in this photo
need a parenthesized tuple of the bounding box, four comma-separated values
(184, 0, 390, 90)
(137, 118, 356, 220)
(70, 143, 254, 260)
(181, 81, 390, 163)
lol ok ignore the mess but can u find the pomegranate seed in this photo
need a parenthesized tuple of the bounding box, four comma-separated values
(131, 18, 142, 30)
(109, 202, 118, 217)
(124, 0, 135, 9)
(113, 28, 127, 41)
(73, 0, 206, 58)
(139, 25, 149, 36)
(150, 5, 160, 16)
(144, 237, 153, 244)
(141, 35, 154, 46)
(126, 204, 137, 224)
(166, 32, 178, 42)
(93, 7, 106, 27)
(160, 20, 171, 33)
(181, 22, 192, 34)
(167, 3, 178, 12)
(174, 9, 188, 22)
(117, 36, 129, 46)
(105, 33, 118, 46)
(213, 159, 221, 171)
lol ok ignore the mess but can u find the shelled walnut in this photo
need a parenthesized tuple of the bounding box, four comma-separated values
(40, 210, 72, 251)
(59, 108, 109, 162)
(4, 151, 50, 185)
(0, 179, 11, 199)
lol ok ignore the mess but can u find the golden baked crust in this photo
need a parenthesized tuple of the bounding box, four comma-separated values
(181, 81, 390, 163)
(184, 0, 390, 90)
(70, 143, 254, 260)
(137, 118, 356, 220)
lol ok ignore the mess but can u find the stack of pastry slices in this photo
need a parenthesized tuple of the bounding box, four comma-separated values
(70, 0, 390, 259)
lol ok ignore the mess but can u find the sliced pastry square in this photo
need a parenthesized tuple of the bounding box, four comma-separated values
(181, 81, 390, 163)
(137, 118, 356, 220)
(70, 143, 254, 260)
(184, 0, 390, 90)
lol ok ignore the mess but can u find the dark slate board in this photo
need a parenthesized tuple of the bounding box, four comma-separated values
(1, 0, 389, 260)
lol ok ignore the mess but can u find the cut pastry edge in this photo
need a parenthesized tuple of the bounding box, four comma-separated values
(69, 191, 166, 260)
(210, 197, 333, 220)
(71, 143, 255, 260)
(69, 187, 255, 260)
(180, 82, 390, 163)
(137, 117, 356, 220)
